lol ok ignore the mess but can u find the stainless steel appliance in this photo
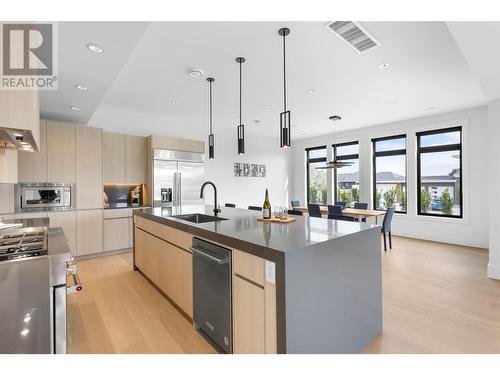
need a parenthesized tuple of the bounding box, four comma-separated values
(192, 237, 232, 353)
(16, 183, 73, 212)
(0, 224, 80, 354)
(153, 149, 205, 209)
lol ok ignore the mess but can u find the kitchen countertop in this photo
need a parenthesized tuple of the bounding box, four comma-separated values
(134, 205, 378, 260)
(104, 204, 151, 210)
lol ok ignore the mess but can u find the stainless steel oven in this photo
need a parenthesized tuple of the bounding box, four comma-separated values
(16, 183, 74, 212)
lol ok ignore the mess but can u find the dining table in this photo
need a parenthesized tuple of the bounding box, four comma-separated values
(295, 206, 386, 224)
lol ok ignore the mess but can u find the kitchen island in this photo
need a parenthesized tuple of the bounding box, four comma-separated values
(133, 205, 382, 354)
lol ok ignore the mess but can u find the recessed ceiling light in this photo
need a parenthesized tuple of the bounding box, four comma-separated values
(13, 133, 24, 137)
(86, 43, 104, 53)
(75, 84, 88, 91)
(69, 106, 80, 111)
(171, 100, 177, 104)
(188, 69, 204, 78)
(384, 100, 398, 105)
(378, 62, 390, 69)
(425, 106, 436, 111)
(266, 104, 272, 109)
(308, 89, 316, 94)
(254, 120, 261, 124)
(329, 115, 342, 121)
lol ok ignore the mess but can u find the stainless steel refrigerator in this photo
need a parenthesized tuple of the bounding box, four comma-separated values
(153, 149, 205, 209)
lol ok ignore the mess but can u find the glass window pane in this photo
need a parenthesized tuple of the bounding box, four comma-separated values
(308, 161, 327, 204)
(374, 154, 406, 212)
(420, 130, 460, 148)
(335, 159, 359, 208)
(308, 147, 326, 159)
(336, 143, 359, 157)
(419, 150, 461, 216)
(375, 137, 406, 152)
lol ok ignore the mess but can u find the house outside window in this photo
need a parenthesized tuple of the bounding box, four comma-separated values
(306, 146, 327, 205)
(333, 141, 359, 208)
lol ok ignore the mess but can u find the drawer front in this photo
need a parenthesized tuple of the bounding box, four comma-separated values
(104, 208, 133, 219)
(104, 217, 131, 251)
(233, 249, 265, 287)
(135, 216, 192, 252)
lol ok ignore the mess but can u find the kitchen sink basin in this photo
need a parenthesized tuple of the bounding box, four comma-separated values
(172, 213, 228, 224)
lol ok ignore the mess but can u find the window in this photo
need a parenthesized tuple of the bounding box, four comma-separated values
(372, 135, 407, 213)
(306, 146, 327, 205)
(333, 141, 359, 208)
(417, 127, 462, 218)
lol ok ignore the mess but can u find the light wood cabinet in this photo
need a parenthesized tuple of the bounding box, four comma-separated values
(76, 125, 102, 209)
(125, 135, 146, 183)
(232, 250, 277, 354)
(48, 211, 77, 255)
(104, 217, 131, 251)
(0, 183, 14, 214)
(102, 132, 125, 183)
(47, 121, 76, 183)
(18, 119, 47, 182)
(135, 227, 159, 284)
(76, 209, 103, 256)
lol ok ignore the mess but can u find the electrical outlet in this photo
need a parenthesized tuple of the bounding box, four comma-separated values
(265, 260, 276, 284)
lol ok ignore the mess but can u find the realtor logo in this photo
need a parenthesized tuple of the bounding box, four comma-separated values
(1, 22, 58, 90)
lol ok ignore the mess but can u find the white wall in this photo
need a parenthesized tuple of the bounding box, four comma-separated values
(488, 99, 500, 279)
(204, 128, 291, 210)
(291, 106, 488, 249)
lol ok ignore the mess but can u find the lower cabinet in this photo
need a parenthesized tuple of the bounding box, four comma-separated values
(48, 211, 77, 255)
(76, 210, 103, 256)
(104, 217, 132, 251)
(135, 225, 193, 318)
(232, 249, 277, 354)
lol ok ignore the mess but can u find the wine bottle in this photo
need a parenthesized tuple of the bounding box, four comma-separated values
(263, 189, 271, 219)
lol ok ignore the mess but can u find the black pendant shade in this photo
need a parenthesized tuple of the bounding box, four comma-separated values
(236, 57, 246, 154)
(279, 27, 291, 148)
(207, 77, 215, 159)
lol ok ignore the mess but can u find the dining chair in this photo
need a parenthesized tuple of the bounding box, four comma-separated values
(290, 200, 300, 208)
(354, 202, 368, 210)
(225, 203, 236, 208)
(307, 204, 322, 218)
(248, 205, 262, 211)
(334, 201, 347, 209)
(327, 205, 355, 221)
(381, 207, 395, 251)
(287, 209, 303, 216)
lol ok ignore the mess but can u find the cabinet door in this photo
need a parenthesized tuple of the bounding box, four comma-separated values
(169, 245, 193, 317)
(102, 132, 125, 183)
(125, 135, 146, 183)
(0, 183, 14, 214)
(76, 125, 102, 209)
(134, 228, 158, 283)
(77, 209, 103, 256)
(104, 217, 130, 251)
(47, 120, 76, 183)
(233, 275, 265, 354)
(18, 119, 47, 182)
(48, 211, 77, 255)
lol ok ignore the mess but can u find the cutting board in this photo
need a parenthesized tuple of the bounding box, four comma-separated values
(257, 216, 297, 224)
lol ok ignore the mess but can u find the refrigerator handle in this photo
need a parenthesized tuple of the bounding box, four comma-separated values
(178, 172, 182, 208)
(173, 173, 177, 207)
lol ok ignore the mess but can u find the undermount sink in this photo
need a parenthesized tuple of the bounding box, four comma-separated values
(172, 213, 228, 224)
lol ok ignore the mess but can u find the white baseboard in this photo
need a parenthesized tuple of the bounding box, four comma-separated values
(487, 263, 500, 280)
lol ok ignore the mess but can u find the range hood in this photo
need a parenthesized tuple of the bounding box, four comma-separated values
(0, 89, 40, 152)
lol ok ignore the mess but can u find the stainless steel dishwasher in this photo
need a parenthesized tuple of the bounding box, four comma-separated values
(192, 237, 232, 353)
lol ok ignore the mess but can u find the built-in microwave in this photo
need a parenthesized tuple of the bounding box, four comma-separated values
(15, 183, 74, 212)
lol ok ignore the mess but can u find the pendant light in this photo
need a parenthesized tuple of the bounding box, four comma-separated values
(207, 77, 215, 159)
(316, 115, 354, 169)
(236, 57, 246, 154)
(279, 27, 291, 148)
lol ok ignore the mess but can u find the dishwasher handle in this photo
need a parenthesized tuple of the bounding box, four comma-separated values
(191, 247, 227, 265)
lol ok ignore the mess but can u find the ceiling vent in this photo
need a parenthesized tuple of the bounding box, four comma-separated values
(325, 21, 380, 53)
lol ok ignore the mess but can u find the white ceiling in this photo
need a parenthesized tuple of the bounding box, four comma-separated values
(40, 21, 497, 141)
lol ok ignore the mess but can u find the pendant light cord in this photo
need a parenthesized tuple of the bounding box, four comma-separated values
(209, 80, 213, 134)
(239, 60, 242, 126)
(283, 32, 287, 112)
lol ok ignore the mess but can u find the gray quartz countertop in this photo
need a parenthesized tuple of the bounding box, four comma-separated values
(134, 205, 377, 260)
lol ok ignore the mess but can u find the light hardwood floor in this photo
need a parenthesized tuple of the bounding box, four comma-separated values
(68, 236, 500, 354)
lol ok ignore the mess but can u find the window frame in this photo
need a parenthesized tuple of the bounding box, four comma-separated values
(332, 141, 359, 206)
(416, 126, 463, 219)
(372, 134, 407, 214)
(306, 145, 327, 205)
